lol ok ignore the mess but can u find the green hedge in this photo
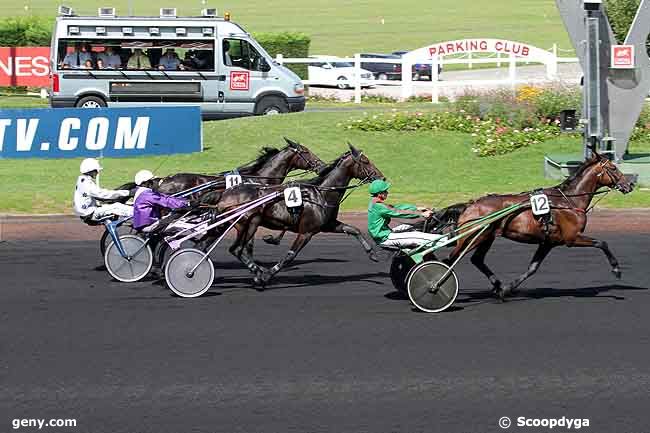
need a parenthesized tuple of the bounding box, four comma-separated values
(0, 16, 52, 46)
(253, 32, 311, 79)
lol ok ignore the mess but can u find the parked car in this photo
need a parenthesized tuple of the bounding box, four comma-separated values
(359, 53, 402, 81)
(307, 56, 375, 89)
(392, 50, 443, 81)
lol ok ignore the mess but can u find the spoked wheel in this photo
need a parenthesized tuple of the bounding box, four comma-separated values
(389, 252, 416, 293)
(104, 235, 153, 282)
(100, 224, 135, 257)
(165, 248, 214, 298)
(407, 261, 459, 313)
(154, 238, 201, 269)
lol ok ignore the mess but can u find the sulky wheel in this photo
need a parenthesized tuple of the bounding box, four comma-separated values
(164, 248, 214, 298)
(104, 235, 153, 283)
(389, 252, 416, 293)
(406, 261, 459, 313)
(100, 223, 135, 257)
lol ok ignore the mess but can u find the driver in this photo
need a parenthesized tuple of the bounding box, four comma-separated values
(132, 170, 189, 232)
(367, 179, 444, 248)
(74, 158, 132, 221)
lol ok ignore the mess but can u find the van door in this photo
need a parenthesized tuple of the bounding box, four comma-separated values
(219, 38, 274, 114)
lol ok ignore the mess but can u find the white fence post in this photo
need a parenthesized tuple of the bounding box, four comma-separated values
(547, 43, 558, 79)
(431, 57, 439, 103)
(497, 52, 501, 67)
(509, 53, 516, 94)
(468, 52, 473, 69)
(275, 53, 283, 65)
(400, 56, 413, 100)
(354, 53, 361, 104)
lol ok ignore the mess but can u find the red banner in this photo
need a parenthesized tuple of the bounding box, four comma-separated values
(0, 47, 50, 87)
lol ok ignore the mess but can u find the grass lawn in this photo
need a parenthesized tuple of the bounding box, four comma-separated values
(1, 105, 649, 214)
(4, 0, 571, 55)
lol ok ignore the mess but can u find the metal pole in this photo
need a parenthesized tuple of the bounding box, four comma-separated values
(585, 8, 602, 159)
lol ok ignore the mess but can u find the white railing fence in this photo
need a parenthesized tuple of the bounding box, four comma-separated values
(276, 44, 579, 103)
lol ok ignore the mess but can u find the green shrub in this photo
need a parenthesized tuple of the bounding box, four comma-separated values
(0, 16, 52, 46)
(531, 87, 582, 120)
(254, 32, 310, 79)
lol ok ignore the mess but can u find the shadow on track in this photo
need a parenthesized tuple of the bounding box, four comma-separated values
(383, 284, 648, 313)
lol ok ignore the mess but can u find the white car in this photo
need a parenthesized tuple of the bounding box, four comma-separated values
(307, 57, 375, 89)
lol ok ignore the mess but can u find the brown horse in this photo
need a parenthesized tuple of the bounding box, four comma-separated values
(446, 152, 634, 300)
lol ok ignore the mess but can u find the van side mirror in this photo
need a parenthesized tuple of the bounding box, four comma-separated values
(259, 58, 271, 72)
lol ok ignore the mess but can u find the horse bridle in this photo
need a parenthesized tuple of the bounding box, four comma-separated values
(350, 150, 381, 183)
(596, 159, 626, 191)
(289, 145, 323, 173)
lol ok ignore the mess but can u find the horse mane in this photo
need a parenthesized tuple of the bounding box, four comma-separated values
(557, 155, 599, 189)
(304, 152, 349, 185)
(237, 147, 281, 174)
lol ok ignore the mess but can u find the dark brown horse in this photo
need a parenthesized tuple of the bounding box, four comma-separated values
(116, 138, 324, 199)
(217, 144, 385, 286)
(446, 152, 634, 299)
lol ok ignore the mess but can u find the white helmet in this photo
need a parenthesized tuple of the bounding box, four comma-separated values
(80, 158, 102, 174)
(135, 169, 155, 186)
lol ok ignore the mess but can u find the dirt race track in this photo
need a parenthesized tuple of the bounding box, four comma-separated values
(1, 211, 649, 433)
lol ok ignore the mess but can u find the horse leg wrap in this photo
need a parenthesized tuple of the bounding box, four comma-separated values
(241, 254, 260, 274)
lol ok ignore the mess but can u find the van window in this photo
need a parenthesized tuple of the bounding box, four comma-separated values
(223, 38, 266, 71)
(56, 39, 215, 71)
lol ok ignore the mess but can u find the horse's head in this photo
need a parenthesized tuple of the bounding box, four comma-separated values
(347, 142, 385, 181)
(591, 152, 634, 194)
(283, 137, 326, 173)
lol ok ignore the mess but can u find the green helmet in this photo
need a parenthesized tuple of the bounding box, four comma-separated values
(369, 179, 391, 195)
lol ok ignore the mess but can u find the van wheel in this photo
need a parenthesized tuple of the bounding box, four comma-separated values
(256, 96, 288, 115)
(76, 96, 106, 108)
(377, 73, 388, 81)
(336, 76, 349, 89)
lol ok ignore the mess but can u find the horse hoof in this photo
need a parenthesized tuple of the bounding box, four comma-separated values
(495, 287, 509, 302)
(253, 275, 266, 289)
(262, 235, 281, 245)
(612, 268, 622, 280)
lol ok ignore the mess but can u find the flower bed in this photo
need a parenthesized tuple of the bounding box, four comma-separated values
(342, 85, 585, 156)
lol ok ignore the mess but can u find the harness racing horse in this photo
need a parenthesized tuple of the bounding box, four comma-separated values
(217, 144, 384, 287)
(106, 139, 324, 258)
(119, 138, 325, 199)
(445, 152, 634, 300)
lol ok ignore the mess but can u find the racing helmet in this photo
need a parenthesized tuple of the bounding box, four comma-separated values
(80, 158, 102, 174)
(369, 179, 391, 195)
(135, 170, 155, 186)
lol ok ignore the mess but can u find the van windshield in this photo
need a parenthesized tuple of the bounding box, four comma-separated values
(56, 39, 215, 71)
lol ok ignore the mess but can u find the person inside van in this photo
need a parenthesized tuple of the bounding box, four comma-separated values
(127, 48, 151, 70)
(62, 43, 92, 69)
(222, 40, 233, 66)
(98, 47, 122, 69)
(96, 59, 105, 70)
(158, 48, 184, 70)
(83, 59, 94, 69)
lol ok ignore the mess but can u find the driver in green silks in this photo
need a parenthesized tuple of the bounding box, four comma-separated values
(367, 179, 445, 248)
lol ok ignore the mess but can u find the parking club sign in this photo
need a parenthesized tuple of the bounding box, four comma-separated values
(230, 71, 250, 90)
(611, 45, 635, 69)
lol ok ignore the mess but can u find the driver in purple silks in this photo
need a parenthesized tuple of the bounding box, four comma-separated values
(132, 170, 189, 231)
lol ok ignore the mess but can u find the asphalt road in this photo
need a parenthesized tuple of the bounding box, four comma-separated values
(2, 232, 649, 433)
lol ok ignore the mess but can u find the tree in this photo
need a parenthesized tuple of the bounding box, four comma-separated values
(605, 0, 640, 43)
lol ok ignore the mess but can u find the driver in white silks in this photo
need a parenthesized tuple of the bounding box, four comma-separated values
(367, 179, 446, 248)
(73, 158, 133, 222)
